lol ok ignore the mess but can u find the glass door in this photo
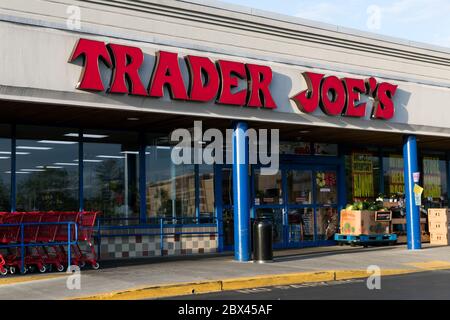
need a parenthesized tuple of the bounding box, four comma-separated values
(314, 169, 339, 241)
(253, 168, 283, 246)
(286, 169, 314, 244)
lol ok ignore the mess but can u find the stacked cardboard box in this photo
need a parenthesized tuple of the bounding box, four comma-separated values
(340, 210, 391, 235)
(428, 209, 450, 246)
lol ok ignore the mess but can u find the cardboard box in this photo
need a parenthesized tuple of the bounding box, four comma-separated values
(428, 221, 449, 233)
(340, 210, 390, 235)
(428, 209, 450, 223)
(430, 233, 450, 246)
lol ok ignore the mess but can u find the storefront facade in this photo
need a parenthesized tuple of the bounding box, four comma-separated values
(1, 0, 450, 260)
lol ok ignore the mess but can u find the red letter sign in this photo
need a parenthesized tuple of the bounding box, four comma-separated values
(149, 51, 188, 100)
(217, 60, 247, 106)
(343, 77, 366, 117)
(291, 72, 323, 113)
(185, 55, 219, 102)
(108, 43, 147, 96)
(69, 38, 112, 91)
(320, 76, 345, 116)
(246, 64, 277, 109)
(372, 82, 397, 120)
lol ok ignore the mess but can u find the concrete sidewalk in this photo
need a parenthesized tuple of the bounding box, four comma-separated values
(0, 244, 449, 300)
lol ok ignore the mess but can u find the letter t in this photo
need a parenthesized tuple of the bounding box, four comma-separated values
(69, 38, 112, 91)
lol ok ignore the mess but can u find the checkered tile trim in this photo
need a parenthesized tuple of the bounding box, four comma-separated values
(95, 226, 218, 260)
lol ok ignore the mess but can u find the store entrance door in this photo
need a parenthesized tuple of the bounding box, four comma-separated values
(253, 165, 339, 249)
(218, 163, 340, 252)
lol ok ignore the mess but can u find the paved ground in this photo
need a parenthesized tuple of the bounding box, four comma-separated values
(174, 270, 450, 300)
(0, 244, 449, 299)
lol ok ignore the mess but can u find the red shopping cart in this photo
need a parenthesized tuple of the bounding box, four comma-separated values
(75, 211, 100, 269)
(54, 212, 80, 268)
(1, 213, 24, 274)
(20, 212, 47, 273)
(0, 213, 7, 275)
(0, 210, 101, 276)
(36, 211, 65, 272)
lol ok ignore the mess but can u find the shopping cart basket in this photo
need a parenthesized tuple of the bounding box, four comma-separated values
(19, 212, 47, 273)
(75, 211, 100, 269)
(36, 211, 65, 272)
(54, 212, 79, 267)
(0, 213, 7, 275)
(1, 213, 24, 274)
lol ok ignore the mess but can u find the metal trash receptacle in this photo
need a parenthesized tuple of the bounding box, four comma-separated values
(252, 217, 273, 263)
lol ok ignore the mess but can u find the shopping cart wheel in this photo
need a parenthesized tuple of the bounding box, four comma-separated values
(56, 264, 65, 272)
(91, 262, 100, 270)
(38, 265, 47, 273)
(0, 269, 7, 276)
(9, 266, 16, 275)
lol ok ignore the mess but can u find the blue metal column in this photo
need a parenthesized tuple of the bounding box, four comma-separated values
(403, 135, 421, 250)
(232, 121, 250, 262)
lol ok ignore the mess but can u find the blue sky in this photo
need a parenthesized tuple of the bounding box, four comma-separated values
(220, 0, 450, 48)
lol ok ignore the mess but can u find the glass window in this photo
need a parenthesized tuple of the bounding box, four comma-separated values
(287, 170, 312, 204)
(315, 171, 337, 205)
(422, 155, 447, 207)
(83, 130, 139, 221)
(345, 150, 380, 202)
(145, 140, 195, 223)
(287, 208, 314, 242)
(254, 169, 282, 205)
(317, 208, 338, 240)
(15, 126, 78, 211)
(222, 168, 233, 206)
(199, 164, 214, 223)
(0, 125, 11, 211)
(383, 154, 404, 197)
(223, 208, 233, 246)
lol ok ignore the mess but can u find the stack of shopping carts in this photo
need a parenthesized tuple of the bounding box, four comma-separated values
(0, 211, 100, 276)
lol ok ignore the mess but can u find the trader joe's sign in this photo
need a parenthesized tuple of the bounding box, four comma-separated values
(70, 38, 398, 119)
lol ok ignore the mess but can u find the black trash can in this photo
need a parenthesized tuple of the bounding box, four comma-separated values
(252, 217, 273, 263)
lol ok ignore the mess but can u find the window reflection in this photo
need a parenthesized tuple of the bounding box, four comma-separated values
(317, 208, 338, 240)
(145, 143, 195, 223)
(0, 125, 11, 211)
(254, 170, 282, 205)
(83, 131, 139, 221)
(199, 164, 214, 223)
(15, 126, 78, 211)
(287, 170, 312, 204)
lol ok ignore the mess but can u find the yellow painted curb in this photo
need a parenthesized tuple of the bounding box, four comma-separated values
(221, 271, 334, 291)
(0, 273, 66, 286)
(73, 268, 422, 300)
(335, 269, 416, 281)
(404, 260, 450, 271)
(77, 280, 223, 300)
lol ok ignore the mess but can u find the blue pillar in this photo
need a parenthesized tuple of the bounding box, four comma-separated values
(403, 135, 421, 250)
(232, 121, 250, 261)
